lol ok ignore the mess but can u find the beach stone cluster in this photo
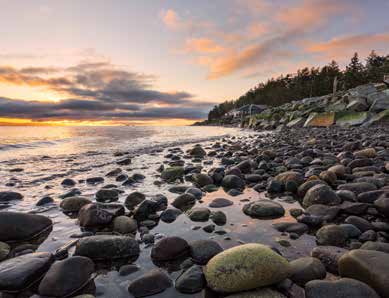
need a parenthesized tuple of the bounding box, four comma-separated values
(0, 94, 388, 297)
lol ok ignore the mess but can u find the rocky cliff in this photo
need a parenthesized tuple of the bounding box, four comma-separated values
(244, 83, 389, 130)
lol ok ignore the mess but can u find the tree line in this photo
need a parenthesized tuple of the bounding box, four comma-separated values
(208, 51, 389, 121)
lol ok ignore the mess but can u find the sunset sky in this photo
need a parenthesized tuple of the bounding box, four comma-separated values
(1, 0, 389, 125)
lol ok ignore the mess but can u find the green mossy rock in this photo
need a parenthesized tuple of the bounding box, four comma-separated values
(204, 243, 290, 293)
(161, 167, 184, 182)
(335, 111, 369, 126)
(304, 112, 335, 127)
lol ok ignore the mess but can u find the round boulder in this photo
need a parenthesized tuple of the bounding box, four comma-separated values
(151, 237, 190, 262)
(316, 225, 347, 247)
(222, 175, 245, 190)
(0, 212, 53, 243)
(204, 243, 290, 293)
(243, 200, 285, 219)
(128, 269, 172, 298)
(60, 197, 91, 213)
(189, 239, 223, 265)
(0, 252, 54, 293)
(305, 278, 379, 298)
(75, 235, 140, 261)
(38, 256, 94, 298)
(289, 257, 326, 286)
(303, 184, 341, 208)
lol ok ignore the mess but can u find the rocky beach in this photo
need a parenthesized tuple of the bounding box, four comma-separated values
(1, 1, 389, 297)
(0, 116, 388, 298)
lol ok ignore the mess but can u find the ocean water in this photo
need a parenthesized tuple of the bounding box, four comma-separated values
(0, 126, 240, 161)
(0, 126, 315, 298)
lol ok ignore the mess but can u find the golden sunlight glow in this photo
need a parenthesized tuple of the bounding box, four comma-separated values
(0, 85, 65, 102)
(0, 117, 197, 126)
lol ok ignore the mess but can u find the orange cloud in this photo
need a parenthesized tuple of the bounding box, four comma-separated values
(276, 0, 352, 30)
(305, 33, 389, 61)
(246, 23, 268, 39)
(206, 34, 294, 79)
(185, 38, 225, 54)
(161, 9, 181, 30)
(234, 0, 270, 14)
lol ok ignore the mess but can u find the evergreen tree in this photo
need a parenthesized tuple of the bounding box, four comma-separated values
(344, 52, 365, 88)
(207, 51, 389, 121)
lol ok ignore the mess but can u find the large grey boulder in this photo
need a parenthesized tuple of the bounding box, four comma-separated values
(369, 89, 389, 112)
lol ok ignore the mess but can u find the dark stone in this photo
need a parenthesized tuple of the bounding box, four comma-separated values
(172, 193, 196, 211)
(0, 212, 52, 243)
(311, 246, 348, 274)
(210, 211, 227, 226)
(36, 196, 54, 206)
(95, 189, 119, 203)
(339, 249, 389, 298)
(272, 222, 308, 235)
(133, 200, 159, 222)
(289, 257, 326, 286)
(358, 190, 387, 203)
(160, 208, 182, 223)
(243, 200, 285, 219)
(0, 252, 54, 292)
(360, 241, 389, 253)
(374, 193, 389, 218)
(175, 265, 206, 294)
(151, 237, 190, 262)
(119, 264, 139, 276)
(221, 175, 245, 190)
(60, 196, 91, 213)
(0, 191, 23, 202)
(345, 216, 374, 232)
(338, 182, 377, 195)
(61, 178, 76, 187)
(38, 256, 94, 297)
(305, 278, 379, 298)
(303, 184, 341, 208)
(316, 225, 347, 246)
(75, 235, 140, 261)
(125, 192, 146, 210)
(86, 177, 104, 184)
(187, 207, 211, 222)
(208, 198, 233, 208)
(78, 203, 115, 227)
(128, 269, 172, 298)
(189, 239, 223, 265)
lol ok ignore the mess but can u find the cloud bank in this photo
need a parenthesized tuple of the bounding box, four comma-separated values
(0, 62, 215, 122)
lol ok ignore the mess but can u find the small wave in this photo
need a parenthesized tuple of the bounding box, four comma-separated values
(0, 138, 72, 151)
